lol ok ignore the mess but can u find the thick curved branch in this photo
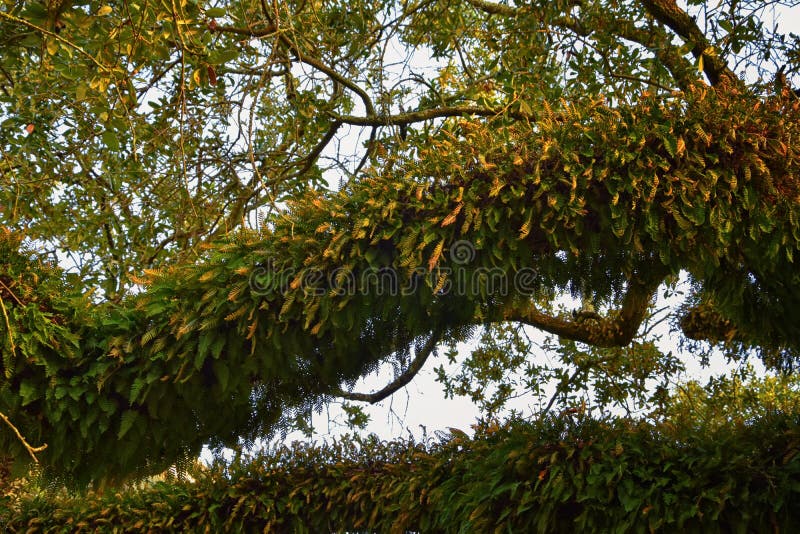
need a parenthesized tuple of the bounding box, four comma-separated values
(209, 21, 376, 116)
(285, 119, 343, 181)
(639, 0, 740, 88)
(464, 0, 698, 92)
(613, 265, 669, 343)
(281, 38, 377, 118)
(505, 265, 668, 347)
(334, 328, 444, 404)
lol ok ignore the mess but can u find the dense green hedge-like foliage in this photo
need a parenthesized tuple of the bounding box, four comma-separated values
(3, 415, 800, 532)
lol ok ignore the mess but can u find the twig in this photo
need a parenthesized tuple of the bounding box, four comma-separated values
(335, 328, 444, 404)
(0, 410, 47, 463)
(0, 295, 17, 375)
(0, 11, 113, 75)
(330, 104, 530, 127)
(0, 279, 24, 306)
(539, 365, 584, 420)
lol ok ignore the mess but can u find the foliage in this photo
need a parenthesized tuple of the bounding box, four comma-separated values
(654, 364, 800, 430)
(4, 406, 800, 532)
(2, 0, 800, 485)
(436, 321, 684, 420)
(0, 229, 206, 485)
(4, 82, 800, 482)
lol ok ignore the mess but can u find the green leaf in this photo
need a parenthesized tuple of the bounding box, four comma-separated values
(98, 397, 116, 414)
(130, 378, 145, 403)
(194, 349, 206, 371)
(205, 7, 226, 17)
(118, 410, 138, 439)
(211, 335, 225, 359)
(208, 49, 239, 65)
(197, 332, 212, 360)
(213, 360, 230, 392)
(20, 380, 38, 406)
(102, 130, 120, 151)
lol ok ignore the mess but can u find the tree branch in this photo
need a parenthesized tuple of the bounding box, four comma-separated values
(331, 104, 530, 127)
(0, 293, 17, 366)
(464, 0, 699, 93)
(334, 328, 444, 404)
(0, 11, 113, 75)
(463, 0, 522, 17)
(613, 264, 669, 344)
(209, 20, 376, 116)
(208, 23, 277, 38)
(639, 0, 740, 88)
(283, 119, 343, 182)
(0, 411, 47, 463)
(539, 365, 585, 420)
(606, 18, 699, 92)
(505, 264, 668, 347)
(281, 38, 377, 118)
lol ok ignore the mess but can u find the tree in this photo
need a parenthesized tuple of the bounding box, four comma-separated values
(1, 0, 799, 484)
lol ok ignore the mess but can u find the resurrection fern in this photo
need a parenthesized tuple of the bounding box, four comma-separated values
(1, 86, 800, 483)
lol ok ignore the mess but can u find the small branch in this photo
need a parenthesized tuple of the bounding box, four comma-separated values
(464, 0, 521, 17)
(286, 43, 377, 118)
(208, 23, 277, 38)
(140, 229, 202, 266)
(335, 328, 444, 404)
(353, 125, 378, 178)
(0, 63, 14, 98)
(137, 58, 181, 99)
(466, 0, 697, 93)
(0, 279, 24, 307)
(0, 410, 47, 463)
(0, 11, 114, 75)
(284, 119, 343, 182)
(331, 104, 529, 127)
(584, 12, 698, 92)
(0, 295, 17, 370)
(452, 1, 701, 94)
(539, 365, 584, 420)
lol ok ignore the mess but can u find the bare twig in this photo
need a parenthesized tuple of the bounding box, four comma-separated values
(0, 411, 47, 463)
(0, 279, 23, 307)
(539, 365, 584, 420)
(209, 23, 278, 38)
(335, 328, 444, 404)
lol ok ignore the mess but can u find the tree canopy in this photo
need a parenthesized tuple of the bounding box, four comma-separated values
(1, 0, 800, 484)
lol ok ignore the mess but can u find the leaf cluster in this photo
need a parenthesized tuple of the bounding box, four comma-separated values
(3, 81, 800, 482)
(3, 410, 800, 532)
